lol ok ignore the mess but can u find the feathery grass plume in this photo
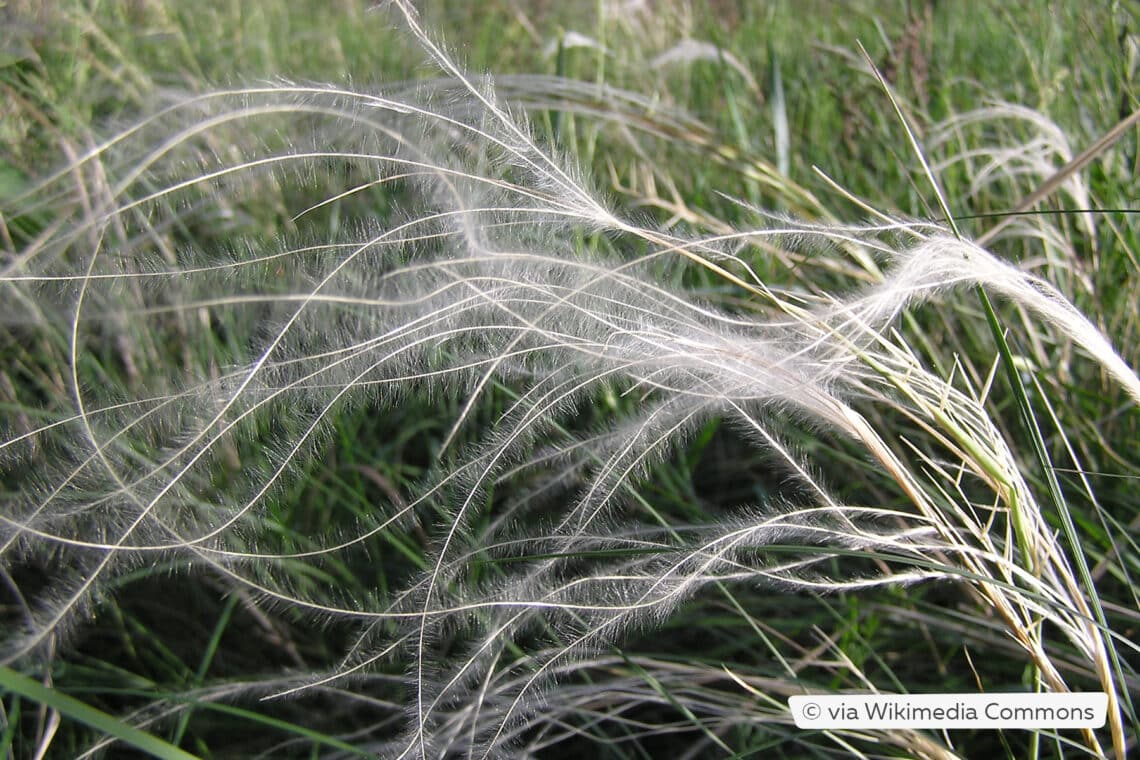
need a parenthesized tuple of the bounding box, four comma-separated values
(1, 2, 1137, 757)
(928, 103, 1094, 236)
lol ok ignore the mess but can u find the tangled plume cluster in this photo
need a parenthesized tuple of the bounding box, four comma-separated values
(1, 4, 1136, 758)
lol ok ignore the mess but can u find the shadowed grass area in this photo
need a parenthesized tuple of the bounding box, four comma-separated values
(1, 1, 1138, 758)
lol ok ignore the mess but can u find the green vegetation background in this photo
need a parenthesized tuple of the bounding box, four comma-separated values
(1, 1, 1137, 757)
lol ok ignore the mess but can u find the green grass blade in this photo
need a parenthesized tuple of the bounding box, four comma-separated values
(863, 37, 1129, 759)
(188, 703, 376, 758)
(0, 666, 200, 760)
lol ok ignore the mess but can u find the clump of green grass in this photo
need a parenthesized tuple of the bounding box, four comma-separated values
(2, 2, 1138, 758)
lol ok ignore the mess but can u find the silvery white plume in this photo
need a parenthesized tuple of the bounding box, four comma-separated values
(1, 3, 1137, 757)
